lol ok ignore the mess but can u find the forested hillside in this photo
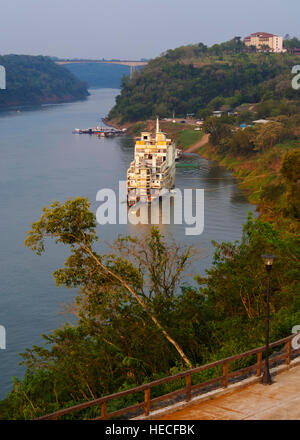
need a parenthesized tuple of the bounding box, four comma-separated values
(0, 55, 88, 108)
(108, 38, 300, 122)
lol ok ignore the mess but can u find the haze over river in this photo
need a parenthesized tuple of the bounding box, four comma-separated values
(0, 89, 255, 397)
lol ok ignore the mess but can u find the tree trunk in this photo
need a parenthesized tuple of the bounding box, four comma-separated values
(80, 242, 193, 369)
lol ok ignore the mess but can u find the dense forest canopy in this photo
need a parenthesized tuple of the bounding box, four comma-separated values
(0, 55, 88, 108)
(108, 38, 300, 123)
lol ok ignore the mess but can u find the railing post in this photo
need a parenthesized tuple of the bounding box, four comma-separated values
(223, 363, 228, 388)
(101, 401, 107, 419)
(144, 388, 150, 416)
(257, 352, 262, 377)
(186, 374, 191, 402)
(286, 340, 291, 367)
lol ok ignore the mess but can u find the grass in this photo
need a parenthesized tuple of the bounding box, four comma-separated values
(130, 121, 148, 136)
(160, 121, 203, 148)
(176, 129, 203, 148)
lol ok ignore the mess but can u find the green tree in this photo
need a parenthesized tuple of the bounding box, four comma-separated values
(254, 122, 289, 152)
(203, 116, 232, 145)
(24, 198, 193, 368)
(229, 128, 255, 155)
(281, 150, 300, 218)
(196, 213, 299, 323)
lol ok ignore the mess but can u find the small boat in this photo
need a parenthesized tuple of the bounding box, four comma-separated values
(73, 122, 123, 136)
(175, 147, 182, 161)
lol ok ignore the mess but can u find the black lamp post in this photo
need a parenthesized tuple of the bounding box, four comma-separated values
(261, 254, 276, 385)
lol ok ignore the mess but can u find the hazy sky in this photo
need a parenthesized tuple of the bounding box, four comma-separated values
(1, 0, 299, 59)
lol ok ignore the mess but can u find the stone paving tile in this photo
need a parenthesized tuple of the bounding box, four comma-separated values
(157, 401, 230, 420)
(156, 365, 300, 420)
(210, 390, 284, 417)
(247, 395, 300, 420)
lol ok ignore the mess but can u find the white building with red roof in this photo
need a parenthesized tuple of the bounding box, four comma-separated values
(244, 32, 285, 52)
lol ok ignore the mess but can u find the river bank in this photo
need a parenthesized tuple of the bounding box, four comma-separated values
(0, 54, 89, 109)
(182, 137, 299, 234)
(0, 94, 90, 112)
(110, 117, 299, 233)
(104, 118, 204, 146)
(104, 117, 264, 216)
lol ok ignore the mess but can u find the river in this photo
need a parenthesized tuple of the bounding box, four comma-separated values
(0, 88, 255, 398)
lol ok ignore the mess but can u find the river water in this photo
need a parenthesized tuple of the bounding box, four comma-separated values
(0, 88, 255, 398)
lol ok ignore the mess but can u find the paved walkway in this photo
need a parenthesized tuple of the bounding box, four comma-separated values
(157, 365, 300, 420)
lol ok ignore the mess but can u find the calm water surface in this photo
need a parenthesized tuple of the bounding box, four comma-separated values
(0, 89, 255, 397)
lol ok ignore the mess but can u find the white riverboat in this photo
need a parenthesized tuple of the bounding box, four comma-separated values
(127, 119, 176, 206)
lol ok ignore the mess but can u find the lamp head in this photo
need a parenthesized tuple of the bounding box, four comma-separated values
(261, 254, 276, 270)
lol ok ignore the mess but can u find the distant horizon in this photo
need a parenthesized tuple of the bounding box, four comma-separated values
(2, 32, 299, 61)
(1, 0, 299, 59)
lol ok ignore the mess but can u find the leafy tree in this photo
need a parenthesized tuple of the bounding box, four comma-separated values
(197, 42, 208, 53)
(236, 110, 255, 125)
(229, 128, 255, 155)
(281, 150, 300, 218)
(196, 213, 299, 326)
(254, 122, 289, 152)
(24, 198, 193, 368)
(283, 36, 300, 49)
(203, 116, 232, 145)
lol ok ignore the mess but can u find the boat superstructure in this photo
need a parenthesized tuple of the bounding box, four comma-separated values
(127, 119, 176, 206)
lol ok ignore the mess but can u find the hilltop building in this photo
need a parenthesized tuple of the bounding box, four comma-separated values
(244, 32, 285, 53)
